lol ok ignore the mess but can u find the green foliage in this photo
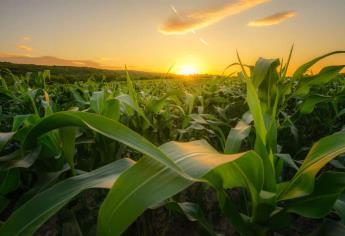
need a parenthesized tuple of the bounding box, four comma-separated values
(0, 50, 345, 235)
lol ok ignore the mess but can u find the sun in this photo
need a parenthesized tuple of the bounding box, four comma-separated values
(178, 65, 198, 76)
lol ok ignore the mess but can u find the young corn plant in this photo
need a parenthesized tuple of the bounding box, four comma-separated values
(214, 50, 345, 234)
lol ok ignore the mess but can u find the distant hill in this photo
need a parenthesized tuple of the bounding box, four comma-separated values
(0, 61, 172, 83)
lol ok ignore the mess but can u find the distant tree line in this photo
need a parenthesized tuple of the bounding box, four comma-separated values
(0, 62, 168, 83)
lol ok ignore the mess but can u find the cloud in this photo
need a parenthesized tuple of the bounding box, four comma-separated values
(160, 0, 271, 34)
(199, 37, 209, 46)
(248, 11, 296, 27)
(16, 44, 33, 52)
(23, 36, 31, 41)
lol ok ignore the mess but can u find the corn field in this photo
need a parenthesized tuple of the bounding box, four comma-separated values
(0, 49, 345, 235)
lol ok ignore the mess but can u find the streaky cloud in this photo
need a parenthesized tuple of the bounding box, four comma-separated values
(160, 0, 271, 35)
(16, 44, 32, 52)
(248, 11, 297, 27)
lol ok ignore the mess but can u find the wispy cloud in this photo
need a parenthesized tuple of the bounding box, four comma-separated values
(16, 44, 33, 52)
(199, 37, 209, 46)
(160, 0, 271, 34)
(248, 11, 296, 27)
(23, 36, 31, 41)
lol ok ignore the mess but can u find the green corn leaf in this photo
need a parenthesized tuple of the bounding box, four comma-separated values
(278, 132, 345, 201)
(0, 158, 134, 236)
(185, 92, 195, 115)
(146, 90, 179, 114)
(299, 95, 333, 114)
(0, 147, 41, 171)
(293, 51, 345, 80)
(281, 44, 294, 80)
(90, 91, 105, 114)
(116, 94, 150, 126)
(97, 140, 259, 236)
(59, 127, 77, 175)
(245, 80, 267, 144)
(224, 120, 251, 154)
(286, 172, 345, 218)
(102, 99, 120, 121)
(275, 154, 299, 170)
(252, 58, 280, 88)
(295, 65, 345, 97)
(22, 111, 185, 179)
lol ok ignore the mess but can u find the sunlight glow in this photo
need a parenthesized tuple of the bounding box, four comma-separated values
(179, 65, 198, 75)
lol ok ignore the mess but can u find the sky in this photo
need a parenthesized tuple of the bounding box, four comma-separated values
(0, 0, 344, 75)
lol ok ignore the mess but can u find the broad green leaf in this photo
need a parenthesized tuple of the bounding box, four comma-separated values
(255, 136, 276, 192)
(224, 120, 251, 154)
(275, 153, 298, 170)
(90, 91, 105, 114)
(252, 58, 280, 88)
(22, 111, 185, 179)
(116, 94, 138, 114)
(185, 92, 195, 115)
(252, 57, 280, 114)
(70, 88, 89, 106)
(295, 65, 345, 97)
(293, 51, 345, 80)
(0, 158, 134, 236)
(146, 90, 178, 114)
(0, 148, 40, 171)
(97, 140, 258, 236)
(245, 80, 267, 144)
(59, 127, 77, 174)
(16, 166, 70, 207)
(12, 114, 40, 132)
(102, 99, 120, 121)
(206, 149, 263, 193)
(278, 132, 345, 201)
(116, 94, 150, 126)
(299, 95, 333, 114)
(286, 172, 345, 218)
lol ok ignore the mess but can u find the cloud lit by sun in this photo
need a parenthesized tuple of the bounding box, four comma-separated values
(160, 0, 271, 35)
(248, 11, 297, 27)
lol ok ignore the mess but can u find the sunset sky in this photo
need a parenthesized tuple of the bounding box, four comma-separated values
(0, 0, 344, 75)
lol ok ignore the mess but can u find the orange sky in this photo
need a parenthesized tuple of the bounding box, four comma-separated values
(0, 0, 344, 75)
